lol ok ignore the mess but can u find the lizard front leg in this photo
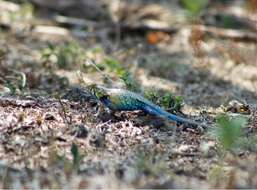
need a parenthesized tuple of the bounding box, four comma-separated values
(94, 102, 117, 120)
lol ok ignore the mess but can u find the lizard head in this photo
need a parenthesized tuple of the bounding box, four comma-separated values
(87, 84, 110, 102)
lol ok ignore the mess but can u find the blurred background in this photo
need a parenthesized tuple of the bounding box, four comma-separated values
(0, 0, 257, 189)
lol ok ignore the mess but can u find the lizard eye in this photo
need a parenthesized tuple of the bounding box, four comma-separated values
(99, 95, 110, 105)
(87, 84, 108, 101)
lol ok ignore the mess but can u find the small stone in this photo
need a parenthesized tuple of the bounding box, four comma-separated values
(44, 113, 55, 120)
(226, 100, 250, 114)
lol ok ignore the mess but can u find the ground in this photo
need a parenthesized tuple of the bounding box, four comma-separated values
(0, 0, 257, 188)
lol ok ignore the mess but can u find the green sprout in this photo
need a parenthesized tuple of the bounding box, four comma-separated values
(71, 143, 82, 171)
(179, 0, 209, 16)
(209, 114, 247, 151)
(144, 89, 183, 112)
(101, 58, 140, 92)
(102, 57, 127, 77)
(143, 89, 159, 104)
(159, 92, 183, 112)
(41, 42, 85, 69)
(120, 71, 141, 93)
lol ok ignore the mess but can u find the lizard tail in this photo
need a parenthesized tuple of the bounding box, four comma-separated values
(142, 104, 199, 126)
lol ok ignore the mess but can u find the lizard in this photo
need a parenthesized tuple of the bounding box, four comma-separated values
(87, 84, 200, 127)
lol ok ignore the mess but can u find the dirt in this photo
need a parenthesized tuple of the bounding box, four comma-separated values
(0, 0, 257, 188)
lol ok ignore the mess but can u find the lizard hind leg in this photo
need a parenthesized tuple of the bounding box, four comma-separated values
(93, 103, 105, 117)
(94, 102, 113, 116)
(94, 103, 119, 122)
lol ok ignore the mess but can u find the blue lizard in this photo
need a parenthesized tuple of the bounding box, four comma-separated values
(88, 85, 199, 127)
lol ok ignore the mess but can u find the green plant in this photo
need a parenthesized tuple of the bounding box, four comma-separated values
(159, 92, 183, 112)
(100, 58, 140, 92)
(179, 0, 209, 16)
(41, 42, 85, 69)
(102, 58, 126, 76)
(143, 89, 159, 104)
(71, 143, 82, 171)
(120, 71, 141, 92)
(209, 114, 247, 151)
(144, 89, 183, 112)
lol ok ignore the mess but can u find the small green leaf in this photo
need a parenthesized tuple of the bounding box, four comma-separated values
(210, 114, 247, 151)
(179, 0, 209, 15)
(71, 143, 80, 170)
(120, 71, 140, 92)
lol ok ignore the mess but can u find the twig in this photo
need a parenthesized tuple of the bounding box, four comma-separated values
(58, 97, 72, 125)
(0, 97, 37, 107)
(9, 70, 26, 88)
(54, 15, 98, 28)
(195, 25, 257, 43)
(118, 22, 179, 35)
(32, 25, 70, 36)
(32, 25, 107, 39)
(84, 59, 115, 83)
